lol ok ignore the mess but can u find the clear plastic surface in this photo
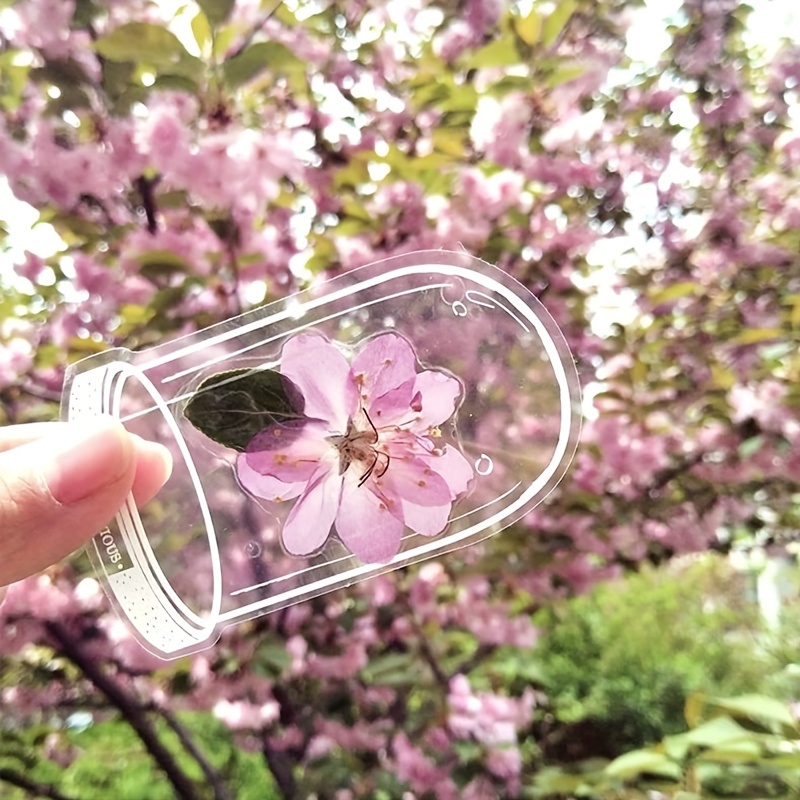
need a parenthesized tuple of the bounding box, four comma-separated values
(61, 251, 581, 658)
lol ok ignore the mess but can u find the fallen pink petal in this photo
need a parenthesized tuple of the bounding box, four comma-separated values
(236, 332, 474, 562)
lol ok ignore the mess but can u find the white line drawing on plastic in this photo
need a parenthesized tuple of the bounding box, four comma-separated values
(216, 261, 573, 622)
(71, 259, 573, 649)
(449, 480, 522, 523)
(465, 290, 530, 332)
(107, 362, 222, 637)
(120, 361, 280, 424)
(475, 454, 494, 475)
(244, 542, 262, 559)
(158, 283, 451, 386)
(231, 479, 525, 598)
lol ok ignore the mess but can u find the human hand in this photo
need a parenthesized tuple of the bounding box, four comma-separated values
(0, 419, 172, 588)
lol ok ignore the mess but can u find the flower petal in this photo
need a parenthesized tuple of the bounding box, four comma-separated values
(368, 378, 415, 427)
(351, 333, 417, 407)
(280, 334, 358, 429)
(282, 464, 343, 555)
(375, 456, 452, 507)
(242, 420, 332, 483)
(336, 472, 404, 563)
(400, 500, 452, 537)
(411, 370, 463, 429)
(236, 456, 305, 501)
(421, 444, 475, 500)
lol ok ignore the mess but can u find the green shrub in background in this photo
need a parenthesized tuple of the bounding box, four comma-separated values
(532, 692, 800, 798)
(760, 594, 800, 702)
(533, 555, 773, 756)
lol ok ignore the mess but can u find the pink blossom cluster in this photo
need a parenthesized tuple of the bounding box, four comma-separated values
(448, 674, 535, 795)
(435, 0, 506, 62)
(0, 320, 35, 391)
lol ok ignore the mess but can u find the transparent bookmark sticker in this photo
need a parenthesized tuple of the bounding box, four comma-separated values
(61, 250, 581, 659)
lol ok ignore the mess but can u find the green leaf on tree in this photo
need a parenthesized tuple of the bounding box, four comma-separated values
(30, 58, 91, 90)
(94, 22, 201, 78)
(95, 22, 183, 63)
(184, 368, 305, 452)
(649, 281, 700, 306)
(191, 10, 212, 51)
(222, 42, 305, 88)
(196, 0, 235, 27)
(514, 10, 543, 46)
(465, 36, 521, 70)
(605, 747, 682, 779)
(359, 653, 418, 687)
(542, 0, 576, 46)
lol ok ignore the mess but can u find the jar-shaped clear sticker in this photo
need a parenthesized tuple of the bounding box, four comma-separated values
(61, 250, 581, 658)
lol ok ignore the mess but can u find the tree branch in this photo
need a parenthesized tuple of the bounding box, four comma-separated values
(135, 175, 159, 234)
(227, 0, 284, 59)
(0, 768, 79, 800)
(44, 622, 200, 800)
(18, 380, 63, 403)
(260, 683, 302, 800)
(649, 451, 706, 492)
(398, 595, 451, 689)
(260, 736, 297, 800)
(159, 706, 233, 800)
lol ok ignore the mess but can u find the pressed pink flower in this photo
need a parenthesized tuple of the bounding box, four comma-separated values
(236, 332, 473, 563)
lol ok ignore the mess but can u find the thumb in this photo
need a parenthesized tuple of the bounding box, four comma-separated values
(0, 419, 161, 587)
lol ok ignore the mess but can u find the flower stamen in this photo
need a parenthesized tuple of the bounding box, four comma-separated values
(331, 408, 391, 486)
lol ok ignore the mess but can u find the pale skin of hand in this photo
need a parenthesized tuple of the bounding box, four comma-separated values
(0, 420, 172, 590)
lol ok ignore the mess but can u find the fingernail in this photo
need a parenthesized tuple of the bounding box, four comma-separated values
(133, 436, 174, 482)
(45, 419, 134, 506)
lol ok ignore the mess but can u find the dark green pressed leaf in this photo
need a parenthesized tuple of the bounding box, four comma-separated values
(184, 368, 305, 452)
(196, 0, 235, 27)
(222, 41, 304, 88)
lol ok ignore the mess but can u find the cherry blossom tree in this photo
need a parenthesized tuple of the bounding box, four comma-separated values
(1, 0, 799, 797)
